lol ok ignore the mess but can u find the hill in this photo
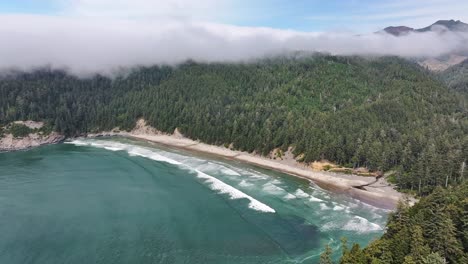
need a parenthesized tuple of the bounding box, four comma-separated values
(383, 26, 414, 36)
(439, 58, 468, 92)
(0, 55, 466, 194)
(417, 19, 468, 33)
(380, 20, 468, 71)
(382, 19, 468, 36)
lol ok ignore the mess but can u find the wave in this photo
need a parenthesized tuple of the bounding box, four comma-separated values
(294, 189, 309, 198)
(220, 167, 241, 176)
(67, 139, 183, 165)
(239, 180, 253, 187)
(237, 168, 269, 180)
(309, 196, 324, 203)
(320, 222, 338, 231)
(342, 216, 382, 233)
(332, 205, 345, 211)
(262, 182, 286, 195)
(319, 203, 331, 210)
(67, 139, 275, 213)
(271, 179, 282, 185)
(321, 215, 382, 233)
(191, 162, 239, 177)
(196, 170, 275, 213)
(283, 193, 296, 200)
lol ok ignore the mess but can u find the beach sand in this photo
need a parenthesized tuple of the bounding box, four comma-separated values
(88, 119, 404, 210)
(126, 133, 402, 210)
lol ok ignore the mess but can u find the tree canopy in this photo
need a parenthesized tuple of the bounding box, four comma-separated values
(0, 55, 466, 193)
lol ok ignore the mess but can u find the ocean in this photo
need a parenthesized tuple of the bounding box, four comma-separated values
(0, 138, 388, 263)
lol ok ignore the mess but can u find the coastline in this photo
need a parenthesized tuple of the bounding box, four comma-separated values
(2, 120, 404, 210)
(123, 133, 402, 210)
(0, 132, 65, 152)
(85, 118, 404, 210)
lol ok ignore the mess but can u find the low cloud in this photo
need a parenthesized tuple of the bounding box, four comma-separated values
(1, 14, 467, 76)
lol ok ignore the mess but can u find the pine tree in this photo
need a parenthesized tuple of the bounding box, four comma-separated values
(319, 244, 334, 264)
(409, 225, 431, 263)
(421, 252, 446, 264)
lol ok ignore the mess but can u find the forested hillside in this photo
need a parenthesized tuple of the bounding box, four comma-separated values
(0, 55, 466, 193)
(325, 182, 468, 264)
(440, 59, 468, 92)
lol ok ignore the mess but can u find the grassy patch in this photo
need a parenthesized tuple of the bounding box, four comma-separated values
(9, 124, 34, 138)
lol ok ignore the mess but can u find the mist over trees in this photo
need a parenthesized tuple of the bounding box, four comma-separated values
(0, 55, 466, 194)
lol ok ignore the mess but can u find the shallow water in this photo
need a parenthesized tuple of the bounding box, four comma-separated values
(0, 138, 388, 263)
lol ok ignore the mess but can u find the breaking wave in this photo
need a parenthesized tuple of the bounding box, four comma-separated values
(309, 196, 324, 203)
(196, 170, 275, 213)
(294, 189, 309, 198)
(239, 180, 253, 187)
(262, 182, 286, 195)
(342, 216, 382, 233)
(67, 139, 275, 213)
(283, 193, 296, 200)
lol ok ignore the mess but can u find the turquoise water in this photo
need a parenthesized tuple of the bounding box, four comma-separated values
(0, 138, 388, 263)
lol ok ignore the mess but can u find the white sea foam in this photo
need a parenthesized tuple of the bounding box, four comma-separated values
(294, 189, 309, 198)
(321, 222, 338, 231)
(220, 167, 241, 176)
(239, 169, 269, 180)
(283, 193, 297, 200)
(239, 180, 253, 187)
(342, 216, 382, 233)
(333, 205, 345, 211)
(262, 182, 285, 195)
(67, 140, 88, 146)
(320, 203, 331, 210)
(128, 148, 182, 165)
(309, 196, 324, 203)
(68, 139, 275, 213)
(193, 162, 220, 172)
(271, 179, 282, 185)
(196, 170, 275, 213)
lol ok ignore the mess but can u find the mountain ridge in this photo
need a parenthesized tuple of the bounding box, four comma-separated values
(381, 19, 468, 71)
(382, 19, 468, 36)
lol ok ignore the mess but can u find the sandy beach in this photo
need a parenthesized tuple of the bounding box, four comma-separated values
(86, 120, 404, 210)
(126, 133, 401, 210)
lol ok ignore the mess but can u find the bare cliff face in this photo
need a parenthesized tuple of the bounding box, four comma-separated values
(0, 132, 65, 152)
(0, 121, 65, 152)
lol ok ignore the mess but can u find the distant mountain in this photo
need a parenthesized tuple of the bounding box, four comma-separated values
(383, 26, 414, 36)
(417, 19, 468, 33)
(379, 19, 468, 71)
(380, 19, 468, 36)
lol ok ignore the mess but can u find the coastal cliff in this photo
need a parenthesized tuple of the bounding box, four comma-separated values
(0, 121, 65, 152)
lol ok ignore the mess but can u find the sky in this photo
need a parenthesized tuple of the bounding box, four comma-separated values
(0, 0, 467, 76)
(2, 0, 467, 32)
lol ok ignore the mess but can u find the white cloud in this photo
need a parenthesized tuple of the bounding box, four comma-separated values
(58, 0, 232, 21)
(0, 14, 466, 76)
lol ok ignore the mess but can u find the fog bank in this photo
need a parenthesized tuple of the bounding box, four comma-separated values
(1, 15, 467, 76)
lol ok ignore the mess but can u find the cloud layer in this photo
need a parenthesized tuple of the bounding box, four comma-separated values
(1, 14, 467, 76)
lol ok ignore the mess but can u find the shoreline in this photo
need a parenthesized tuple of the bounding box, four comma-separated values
(0, 132, 65, 152)
(1, 120, 404, 210)
(88, 122, 402, 210)
(124, 133, 401, 210)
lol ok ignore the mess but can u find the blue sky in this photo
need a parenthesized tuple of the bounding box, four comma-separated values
(0, 0, 467, 32)
(0, 0, 58, 14)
